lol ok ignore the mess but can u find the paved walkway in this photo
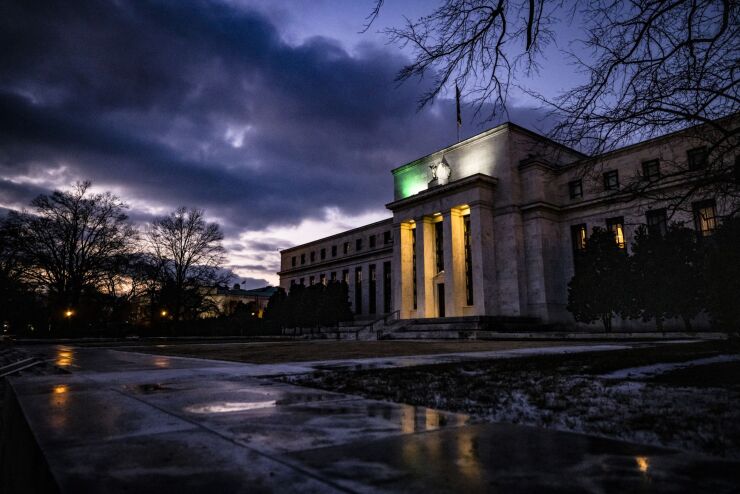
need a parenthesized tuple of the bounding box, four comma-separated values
(5, 344, 739, 493)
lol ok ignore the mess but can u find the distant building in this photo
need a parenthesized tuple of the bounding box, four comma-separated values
(201, 284, 277, 318)
(279, 120, 735, 329)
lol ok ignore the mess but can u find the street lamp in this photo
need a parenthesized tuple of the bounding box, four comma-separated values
(64, 309, 74, 318)
(160, 309, 168, 318)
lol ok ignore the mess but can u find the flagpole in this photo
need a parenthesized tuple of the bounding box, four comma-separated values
(455, 83, 462, 143)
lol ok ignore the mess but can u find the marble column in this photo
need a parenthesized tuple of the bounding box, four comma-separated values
(393, 221, 415, 319)
(469, 202, 498, 315)
(442, 208, 466, 317)
(414, 216, 436, 318)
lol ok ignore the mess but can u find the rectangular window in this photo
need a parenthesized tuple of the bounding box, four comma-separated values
(570, 224, 587, 253)
(368, 264, 377, 314)
(693, 199, 717, 237)
(642, 159, 660, 181)
(320, 248, 326, 260)
(310, 251, 315, 262)
(331, 245, 337, 257)
(319, 273, 326, 285)
(330, 272, 337, 282)
(687, 146, 708, 171)
(299, 277, 305, 285)
(354, 266, 363, 314)
(309, 275, 315, 285)
(300, 253, 306, 265)
(343, 242, 349, 254)
(291, 256, 296, 267)
(603, 170, 619, 191)
(646, 209, 667, 236)
(434, 220, 444, 273)
(606, 217, 626, 249)
(383, 231, 392, 245)
(383, 261, 392, 313)
(412, 226, 417, 310)
(463, 214, 474, 306)
(369, 235, 376, 248)
(355, 238, 363, 251)
(342, 269, 349, 284)
(568, 179, 583, 199)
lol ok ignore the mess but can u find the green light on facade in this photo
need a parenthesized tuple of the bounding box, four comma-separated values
(397, 169, 428, 199)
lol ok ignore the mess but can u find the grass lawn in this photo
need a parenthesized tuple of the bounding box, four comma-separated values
(122, 340, 603, 364)
(285, 340, 740, 458)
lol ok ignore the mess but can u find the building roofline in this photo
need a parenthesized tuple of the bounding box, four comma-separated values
(280, 217, 393, 254)
(391, 121, 587, 175)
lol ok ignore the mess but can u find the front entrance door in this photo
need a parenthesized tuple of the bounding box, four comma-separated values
(437, 283, 445, 317)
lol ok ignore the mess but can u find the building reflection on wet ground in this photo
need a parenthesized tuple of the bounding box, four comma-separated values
(4, 344, 739, 493)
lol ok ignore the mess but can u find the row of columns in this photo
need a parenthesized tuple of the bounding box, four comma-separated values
(393, 203, 498, 319)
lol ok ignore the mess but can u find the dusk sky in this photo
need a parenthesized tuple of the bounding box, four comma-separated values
(0, 0, 582, 287)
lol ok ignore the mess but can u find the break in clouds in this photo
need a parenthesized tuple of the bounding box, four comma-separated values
(0, 0, 553, 284)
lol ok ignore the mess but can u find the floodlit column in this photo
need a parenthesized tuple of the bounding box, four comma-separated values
(393, 221, 415, 319)
(442, 208, 466, 317)
(414, 216, 436, 318)
(469, 203, 498, 315)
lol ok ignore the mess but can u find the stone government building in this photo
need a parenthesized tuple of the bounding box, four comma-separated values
(278, 121, 730, 329)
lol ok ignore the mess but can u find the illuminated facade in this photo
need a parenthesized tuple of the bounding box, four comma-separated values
(279, 122, 731, 328)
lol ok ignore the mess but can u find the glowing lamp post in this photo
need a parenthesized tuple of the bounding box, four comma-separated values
(64, 309, 74, 332)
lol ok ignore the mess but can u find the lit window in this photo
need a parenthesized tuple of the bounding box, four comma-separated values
(606, 217, 626, 248)
(342, 269, 349, 283)
(687, 147, 708, 171)
(319, 274, 326, 285)
(693, 199, 717, 237)
(642, 160, 660, 181)
(570, 224, 587, 253)
(568, 179, 583, 199)
(603, 170, 619, 191)
(646, 209, 667, 236)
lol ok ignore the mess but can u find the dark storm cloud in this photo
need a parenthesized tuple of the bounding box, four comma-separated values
(0, 0, 554, 265)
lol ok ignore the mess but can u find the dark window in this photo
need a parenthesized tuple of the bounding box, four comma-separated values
(299, 277, 305, 285)
(368, 264, 377, 314)
(383, 231, 392, 245)
(369, 235, 376, 248)
(331, 245, 337, 257)
(463, 214, 474, 306)
(300, 253, 306, 265)
(330, 272, 337, 282)
(693, 199, 717, 237)
(434, 220, 444, 273)
(687, 146, 708, 171)
(320, 248, 326, 260)
(412, 226, 417, 310)
(354, 267, 363, 314)
(355, 238, 363, 251)
(646, 209, 667, 236)
(570, 224, 587, 253)
(642, 160, 660, 181)
(568, 179, 583, 199)
(310, 251, 315, 262)
(319, 273, 326, 285)
(603, 170, 619, 191)
(383, 261, 392, 313)
(309, 275, 315, 285)
(291, 256, 296, 267)
(606, 216, 626, 249)
(343, 242, 349, 254)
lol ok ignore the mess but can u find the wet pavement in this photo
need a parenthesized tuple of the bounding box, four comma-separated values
(5, 344, 740, 493)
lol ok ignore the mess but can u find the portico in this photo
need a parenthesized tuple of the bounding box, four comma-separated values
(387, 174, 498, 320)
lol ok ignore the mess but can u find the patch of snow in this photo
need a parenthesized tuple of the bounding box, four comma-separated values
(599, 354, 740, 380)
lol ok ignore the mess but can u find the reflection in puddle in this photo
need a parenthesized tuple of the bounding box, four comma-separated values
(635, 456, 650, 473)
(55, 348, 74, 367)
(185, 401, 277, 414)
(153, 357, 170, 368)
(53, 384, 68, 394)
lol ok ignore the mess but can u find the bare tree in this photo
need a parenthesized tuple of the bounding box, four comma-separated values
(146, 207, 227, 321)
(9, 181, 137, 316)
(370, 0, 739, 213)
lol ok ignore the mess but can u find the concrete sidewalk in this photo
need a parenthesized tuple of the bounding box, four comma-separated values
(3, 344, 739, 493)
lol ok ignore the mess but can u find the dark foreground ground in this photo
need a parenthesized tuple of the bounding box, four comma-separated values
(287, 340, 740, 458)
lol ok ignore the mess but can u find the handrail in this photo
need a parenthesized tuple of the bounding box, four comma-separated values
(354, 310, 401, 340)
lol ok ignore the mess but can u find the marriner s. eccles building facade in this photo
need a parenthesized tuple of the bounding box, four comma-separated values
(278, 121, 732, 329)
